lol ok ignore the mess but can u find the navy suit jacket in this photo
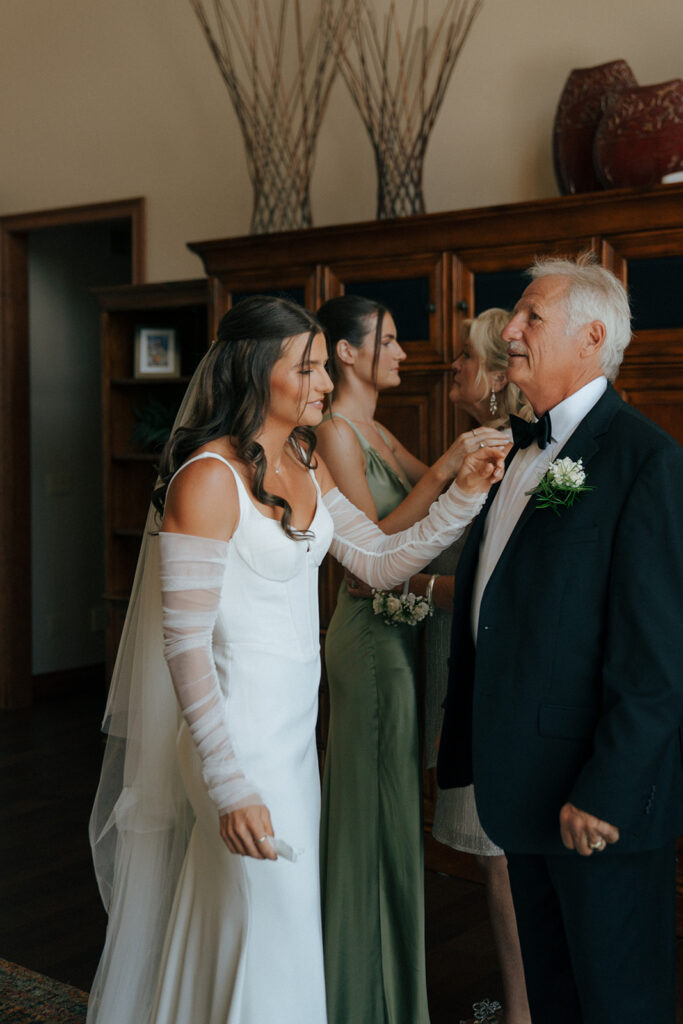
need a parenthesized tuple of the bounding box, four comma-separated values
(437, 385, 683, 854)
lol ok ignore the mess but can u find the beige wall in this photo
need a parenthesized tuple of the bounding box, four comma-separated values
(2, 0, 681, 282)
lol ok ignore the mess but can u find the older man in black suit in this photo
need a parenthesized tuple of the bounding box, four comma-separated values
(437, 255, 683, 1023)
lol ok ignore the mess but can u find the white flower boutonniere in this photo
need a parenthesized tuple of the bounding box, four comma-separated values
(526, 456, 593, 515)
(372, 589, 432, 627)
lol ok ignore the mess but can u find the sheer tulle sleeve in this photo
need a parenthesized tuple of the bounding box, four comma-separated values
(159, 532, 261, 815)
(323, 482, 486, 588)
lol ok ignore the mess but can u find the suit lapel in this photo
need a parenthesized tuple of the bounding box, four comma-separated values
(463, 443, 518, 559)
(482, 385, 622, 586)
(451, 463, 508, 612)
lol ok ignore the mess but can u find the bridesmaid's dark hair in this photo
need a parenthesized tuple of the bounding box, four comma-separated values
(153, 295, 322, 540)
(316, 294, 390, 387)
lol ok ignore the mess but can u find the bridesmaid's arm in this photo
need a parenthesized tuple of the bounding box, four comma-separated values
(376, 422, 429, 486)
(316, 418, 468, 536)
(315, 417, 378, 522)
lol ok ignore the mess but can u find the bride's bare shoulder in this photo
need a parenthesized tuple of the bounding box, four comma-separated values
(163, 447, 240, 540)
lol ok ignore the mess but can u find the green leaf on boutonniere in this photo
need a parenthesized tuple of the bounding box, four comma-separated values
(526, 456, 593, 516)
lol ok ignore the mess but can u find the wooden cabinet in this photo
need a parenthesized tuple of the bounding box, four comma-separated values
(190, 184, 683, 452)
(95, 280, 210, 673)
(187, 185, 683, 909)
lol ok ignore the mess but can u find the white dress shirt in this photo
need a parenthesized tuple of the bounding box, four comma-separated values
(471, 376, 608, 639)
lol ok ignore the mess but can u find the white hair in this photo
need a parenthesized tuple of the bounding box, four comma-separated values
(529, 254, 632, 381)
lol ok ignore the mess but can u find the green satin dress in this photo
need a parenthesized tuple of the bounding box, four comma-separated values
(319, 415, 431, 1024)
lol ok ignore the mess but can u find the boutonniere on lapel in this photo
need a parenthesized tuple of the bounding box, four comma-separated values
(526, 457, 593, 515)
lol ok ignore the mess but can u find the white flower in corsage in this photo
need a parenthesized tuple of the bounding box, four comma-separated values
(372, 589, 432, 627)
(526, 456, 593, 515)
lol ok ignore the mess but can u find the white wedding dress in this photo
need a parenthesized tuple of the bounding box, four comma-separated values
(87, 451, 485, 1024)
(148, 454, 332, 1023)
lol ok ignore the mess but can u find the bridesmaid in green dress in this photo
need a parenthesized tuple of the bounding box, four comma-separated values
(315, 296, 504, 1024)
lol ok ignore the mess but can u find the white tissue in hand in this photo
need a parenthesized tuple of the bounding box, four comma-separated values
(270, 837, 302, 862)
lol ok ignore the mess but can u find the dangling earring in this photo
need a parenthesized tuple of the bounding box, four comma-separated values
(489, 386, 498, 417)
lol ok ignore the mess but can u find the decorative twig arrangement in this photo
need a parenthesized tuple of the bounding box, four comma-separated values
(332, 0, 483, 218)
(190, 0, 350, 234)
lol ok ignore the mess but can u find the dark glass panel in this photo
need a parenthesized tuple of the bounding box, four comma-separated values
(343, 277, 431, 341)
(231, 286, 306, 309)
(627, 256, 683, 332)
(474, 269, 529, 315)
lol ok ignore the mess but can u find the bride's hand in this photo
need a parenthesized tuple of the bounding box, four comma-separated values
(219, 804, 277, 860)
(438, 427, 511, 478)
(455, 442, 510, 494)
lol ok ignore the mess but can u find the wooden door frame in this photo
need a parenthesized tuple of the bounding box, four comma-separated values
(0, 198, 146, 708)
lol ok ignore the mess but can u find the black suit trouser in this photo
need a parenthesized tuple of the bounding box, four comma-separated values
(506, 844, 676, 1024)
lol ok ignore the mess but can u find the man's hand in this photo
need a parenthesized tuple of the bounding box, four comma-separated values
(559, 802, 620, 856)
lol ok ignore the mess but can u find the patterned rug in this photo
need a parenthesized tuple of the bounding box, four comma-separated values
(0, 959, 88, 1023)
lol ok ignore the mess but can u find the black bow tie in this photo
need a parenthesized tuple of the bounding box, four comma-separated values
(509, 412, 553, 450)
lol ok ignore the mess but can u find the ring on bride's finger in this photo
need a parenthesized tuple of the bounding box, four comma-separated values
(589, 838, 606, 850)
(257, 835, 269, 844)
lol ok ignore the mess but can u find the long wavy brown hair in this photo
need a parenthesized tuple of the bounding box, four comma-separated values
(153, 295, 323, 540)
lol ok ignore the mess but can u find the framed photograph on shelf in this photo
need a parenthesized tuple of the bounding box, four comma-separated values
(134, 327, 180, 378)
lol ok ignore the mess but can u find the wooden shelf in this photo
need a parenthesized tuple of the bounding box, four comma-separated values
(95, 279, 210, 674)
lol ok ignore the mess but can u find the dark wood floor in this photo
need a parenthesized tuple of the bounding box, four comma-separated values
(0, 681, 680, 1022)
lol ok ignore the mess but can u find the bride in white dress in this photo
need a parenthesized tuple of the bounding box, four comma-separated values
(86, 296, 508, 1024)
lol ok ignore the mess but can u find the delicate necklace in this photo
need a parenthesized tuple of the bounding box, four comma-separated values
(273, 441, 293, 474)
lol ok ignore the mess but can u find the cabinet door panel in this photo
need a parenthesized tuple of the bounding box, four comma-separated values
(376, 371, 448, 464)
(604, 234, 683, 445)
(208, 268, 318, 333)
(452, 239, 598, 356)
(231, 285, 307, 308)
(627, 254, 683, 332)
(327, 254, 446, 364)
(454, 235, 598, 315)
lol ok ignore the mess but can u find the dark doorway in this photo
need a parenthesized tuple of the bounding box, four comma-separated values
(0, 198, 145, 707)
(29, 221, 132, 683)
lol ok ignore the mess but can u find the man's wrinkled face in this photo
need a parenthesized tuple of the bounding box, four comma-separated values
(502, 276, 587, 406)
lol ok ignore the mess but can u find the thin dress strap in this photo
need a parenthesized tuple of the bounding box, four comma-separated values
(321, 414, 409, 492)
(169, 451, 240, 487)
(167, 452, 250, 520)
(322, 412, 371, 451)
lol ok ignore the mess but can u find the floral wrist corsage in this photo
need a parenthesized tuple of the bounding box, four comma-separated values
(372, 589, 432, 627)
(526, 456, 593, 515)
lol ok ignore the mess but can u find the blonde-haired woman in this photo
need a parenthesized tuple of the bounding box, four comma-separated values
(413, 308, 532, 1024)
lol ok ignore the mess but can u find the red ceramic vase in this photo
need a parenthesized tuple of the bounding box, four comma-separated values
(594, 79, 683, 188)
(553, 60, 638, 194)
